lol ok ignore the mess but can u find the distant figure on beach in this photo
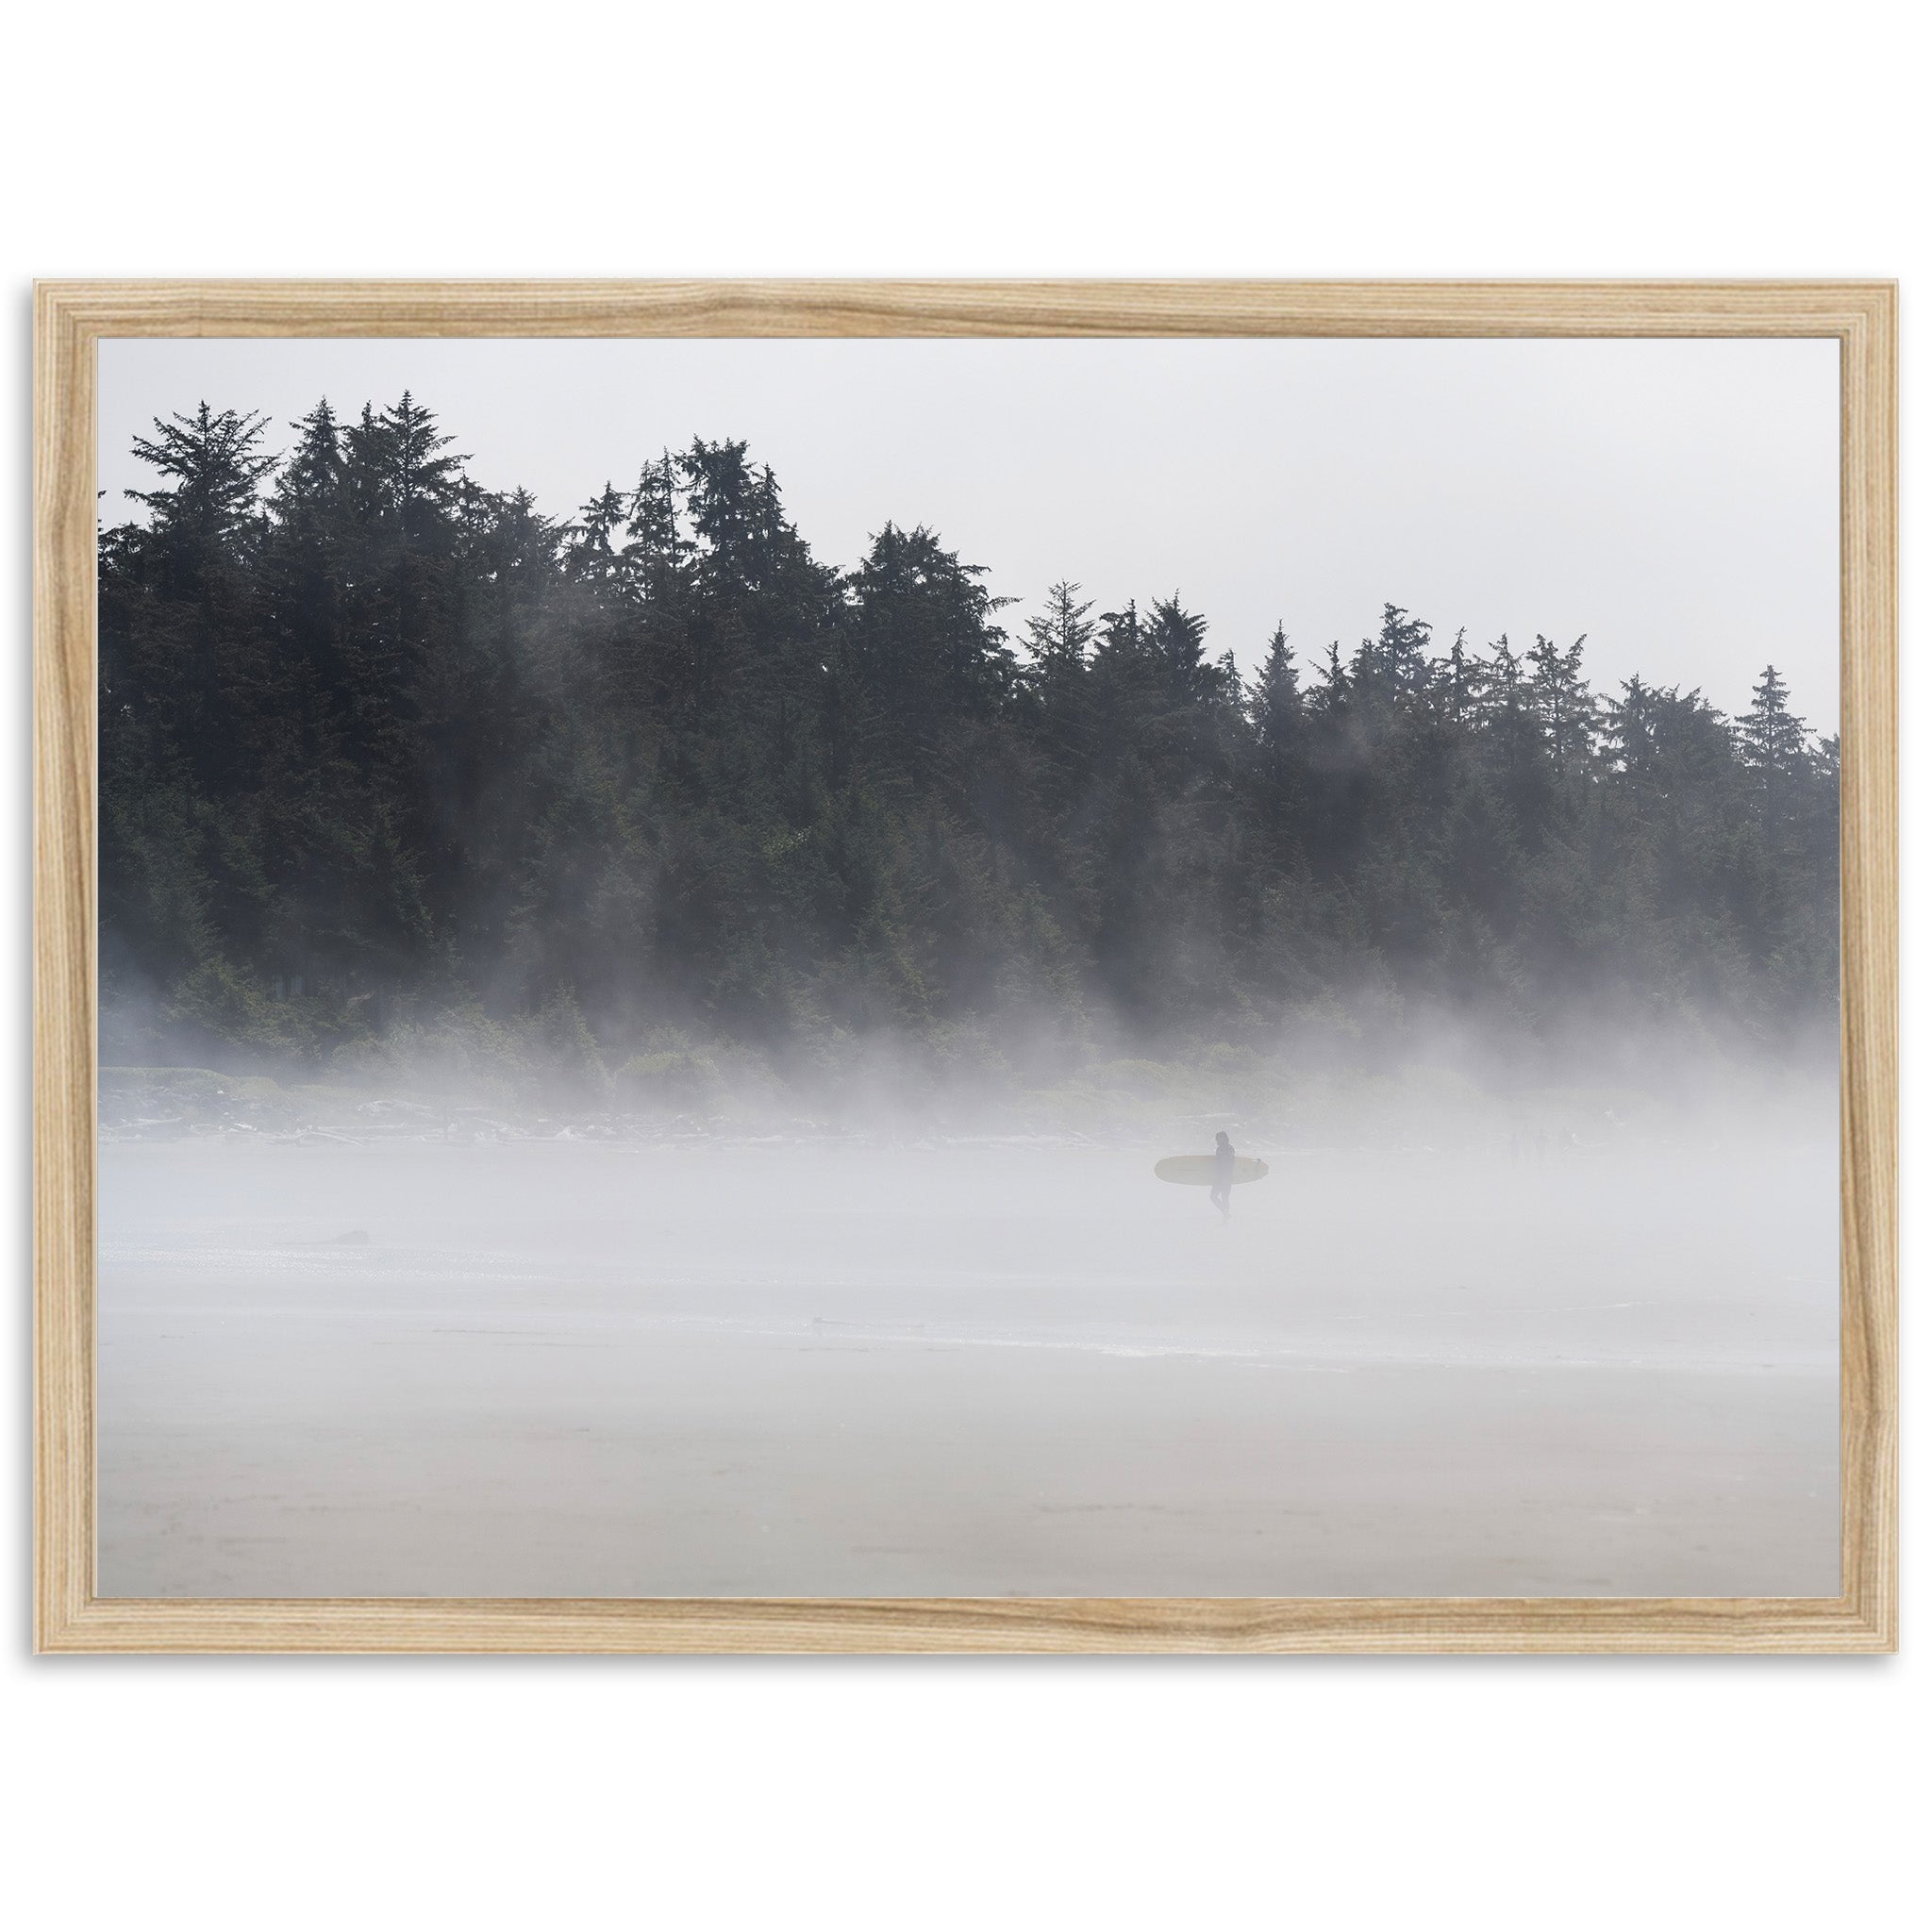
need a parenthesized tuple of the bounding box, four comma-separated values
(1210, 1130, 1236, 1220)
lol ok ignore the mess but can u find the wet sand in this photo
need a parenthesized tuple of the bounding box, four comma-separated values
(98, 1137, 1840, 1598)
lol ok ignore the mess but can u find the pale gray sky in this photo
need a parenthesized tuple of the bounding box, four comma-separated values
(99, 335, 1840, 728)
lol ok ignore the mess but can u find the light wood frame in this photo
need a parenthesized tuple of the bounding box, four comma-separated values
(34, 280, 1898, 1654)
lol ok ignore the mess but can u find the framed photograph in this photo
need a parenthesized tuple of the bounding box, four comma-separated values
(34, 280, 1895, 1653)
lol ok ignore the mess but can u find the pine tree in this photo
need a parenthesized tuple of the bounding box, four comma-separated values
(566, 482, 629, 585)
(1145, 593, 1212, 701)
(1247, 623, 1301, 750)
(1740, 664, 1810, 790)
(1023, 579, 1096, 681)
(1526, 633, 1593, 771)
(1442, 628, 1474, 722)
(125, 403, 278, 571)
(624, 452, 688, 602)
(1370, 603, 1433, 693)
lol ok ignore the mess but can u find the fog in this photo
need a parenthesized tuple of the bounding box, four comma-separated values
(93, 329, 1844, 1600)
(99, 1061, 1840, 1598)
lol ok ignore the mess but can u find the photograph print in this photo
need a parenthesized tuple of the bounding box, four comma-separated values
(93, 329, 1843, 1603)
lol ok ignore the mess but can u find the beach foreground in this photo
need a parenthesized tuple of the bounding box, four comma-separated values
(99, 1133, 1840, 1599)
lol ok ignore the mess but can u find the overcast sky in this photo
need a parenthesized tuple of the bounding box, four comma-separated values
(99, 335, 1840, 727)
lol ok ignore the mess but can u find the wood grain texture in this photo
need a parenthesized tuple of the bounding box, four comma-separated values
(21, 278, 1902, 341)
(1834, 289, 1900, 1655)
(30, 1592, 1903, 1656)
(32, 280, 1898, 1654)
(34, 284, 98, 1657)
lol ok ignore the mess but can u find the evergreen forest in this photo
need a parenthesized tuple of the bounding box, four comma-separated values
(98, 396, 1840, 1107)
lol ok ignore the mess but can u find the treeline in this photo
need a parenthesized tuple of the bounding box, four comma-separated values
(98, 396, 1839, 1082)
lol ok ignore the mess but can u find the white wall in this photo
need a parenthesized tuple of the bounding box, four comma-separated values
(3, 4, 1920, 1925)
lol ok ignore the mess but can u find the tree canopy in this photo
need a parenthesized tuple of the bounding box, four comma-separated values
(98, 396, 1840, 1086)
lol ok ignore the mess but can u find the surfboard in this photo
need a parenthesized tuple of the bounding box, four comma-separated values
(1155, 1155, 1270, 1186)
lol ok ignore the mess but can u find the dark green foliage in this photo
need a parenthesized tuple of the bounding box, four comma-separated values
(98, 396, 1840, 1077)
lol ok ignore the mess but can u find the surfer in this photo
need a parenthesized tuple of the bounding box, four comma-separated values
(1209, 1130, 1236, 1220)
(1153, 1142, 1265, 1202)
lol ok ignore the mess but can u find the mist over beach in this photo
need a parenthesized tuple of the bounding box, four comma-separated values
(93, 344, 1841, 1599)
(97, 1047, 1840, 1599)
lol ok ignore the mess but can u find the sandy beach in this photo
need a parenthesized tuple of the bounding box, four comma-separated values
(98, 1133, 1840, 1598)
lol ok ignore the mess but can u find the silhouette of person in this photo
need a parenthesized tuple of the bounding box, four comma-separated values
(1209, 1130, 1236, 1220)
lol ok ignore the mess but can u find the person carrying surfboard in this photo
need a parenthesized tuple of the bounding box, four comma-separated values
(1209, 1130, 1236, 1220)
(1153, 1142, 1267, 1204)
